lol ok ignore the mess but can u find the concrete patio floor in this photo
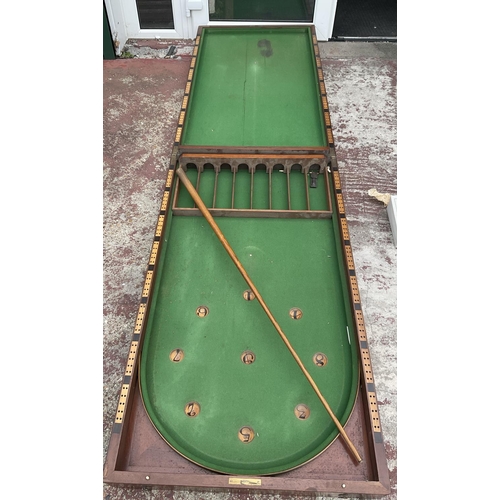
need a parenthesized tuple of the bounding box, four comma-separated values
(103, 39, 397, 499)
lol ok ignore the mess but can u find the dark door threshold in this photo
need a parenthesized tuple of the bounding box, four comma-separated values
(330, 36, 397, 42)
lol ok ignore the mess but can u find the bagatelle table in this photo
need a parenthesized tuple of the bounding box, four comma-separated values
(104, 25, 390, 496)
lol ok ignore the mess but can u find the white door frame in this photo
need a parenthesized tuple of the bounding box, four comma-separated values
(105, 0, 338, 54)
(190, 0, 337, 40)
(104, 0, 194, 54)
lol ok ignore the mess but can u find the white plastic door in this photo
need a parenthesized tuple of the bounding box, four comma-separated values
(189, 0, 337, 40)
(105, 0, 338, 53)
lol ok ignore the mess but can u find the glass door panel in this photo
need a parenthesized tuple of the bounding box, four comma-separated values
(209, 0, 315, 22)
(135, 0, 175, 29)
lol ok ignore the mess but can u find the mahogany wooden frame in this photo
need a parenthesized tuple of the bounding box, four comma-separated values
(104, 24, 390, 497)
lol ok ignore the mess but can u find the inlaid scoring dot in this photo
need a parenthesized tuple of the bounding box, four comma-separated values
(196, 306, 209, 317)
(169, 348, 184, 362)
(241, 350, 256, 364)
(184, 401, 200, 417)
(238, 426, 255, 443)
(294, 404, 311, 420)
(313, 352, 328, 367)
(289, 307, 303, 319)
(243, 289, 255, 301)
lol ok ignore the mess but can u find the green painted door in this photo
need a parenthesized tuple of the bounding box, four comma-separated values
(103, 4, 116, 60)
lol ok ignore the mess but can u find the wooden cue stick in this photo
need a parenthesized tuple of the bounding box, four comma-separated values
(176, 167, 362, 463)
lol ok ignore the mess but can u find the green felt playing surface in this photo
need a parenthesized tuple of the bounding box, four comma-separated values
(139, 26, 358, 476)
(140, 213, 359, 475)
(180, 27, 327, 148)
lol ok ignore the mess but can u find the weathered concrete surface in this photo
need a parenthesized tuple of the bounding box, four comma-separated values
(320, 42, 397, 494)
(103, 41, 396, 499)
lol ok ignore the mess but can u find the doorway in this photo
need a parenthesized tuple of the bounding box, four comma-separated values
(332, 0, 396, 40)
(105, 0, 341, 54)
(208, 0, 315, 22)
